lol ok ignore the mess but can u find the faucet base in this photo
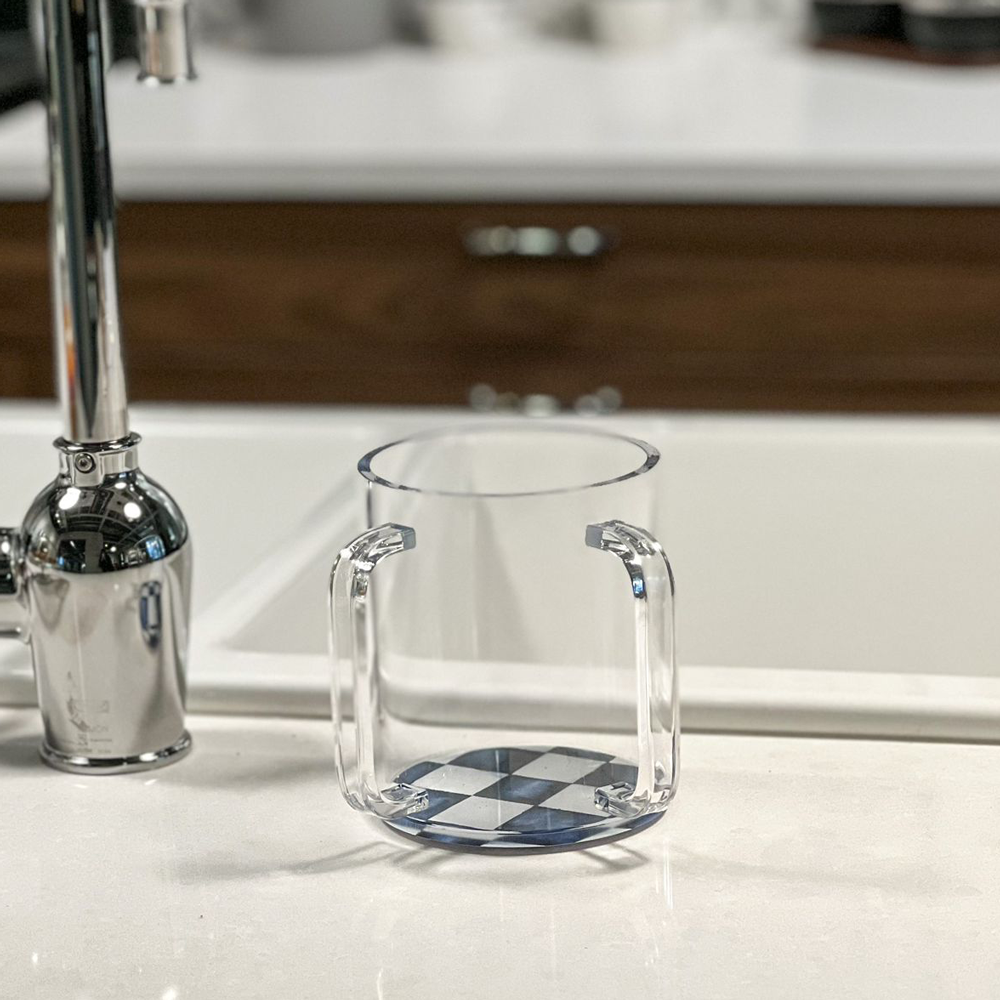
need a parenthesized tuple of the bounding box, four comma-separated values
(39, 730, 192, 775)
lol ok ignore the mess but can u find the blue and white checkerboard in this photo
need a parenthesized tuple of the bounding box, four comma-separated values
(383, 746, 663, 852)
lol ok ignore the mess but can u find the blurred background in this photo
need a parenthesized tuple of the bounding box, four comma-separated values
(2, 0, 1000, 414)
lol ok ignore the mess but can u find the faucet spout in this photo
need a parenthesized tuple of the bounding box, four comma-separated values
(43, 0, 129, 445)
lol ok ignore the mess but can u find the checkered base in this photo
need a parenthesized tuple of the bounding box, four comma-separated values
(383, 746, 664, 853)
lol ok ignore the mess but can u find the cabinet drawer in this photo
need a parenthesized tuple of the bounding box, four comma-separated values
(2, 201, 999, 411)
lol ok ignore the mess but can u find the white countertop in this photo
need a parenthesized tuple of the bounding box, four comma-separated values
(4, 24, 1000, 203)
(2, 708, 998, 999)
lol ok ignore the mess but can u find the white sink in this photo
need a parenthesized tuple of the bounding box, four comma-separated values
(4, 404, 1000, 740)
(202, 410, 1000, 741)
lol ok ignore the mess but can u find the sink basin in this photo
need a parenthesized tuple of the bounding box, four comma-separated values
(204, 411, 1000, 741)
(4, 404, 1000, 740)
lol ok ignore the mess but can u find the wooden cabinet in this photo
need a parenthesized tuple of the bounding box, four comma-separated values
(2, 200, 999, 411)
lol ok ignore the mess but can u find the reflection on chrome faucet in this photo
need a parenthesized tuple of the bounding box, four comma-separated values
(0, 0, 195, 773)
(140, 581, 164, 649)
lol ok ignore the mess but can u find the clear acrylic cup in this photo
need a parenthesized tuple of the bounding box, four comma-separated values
(330, 423, 678, 852)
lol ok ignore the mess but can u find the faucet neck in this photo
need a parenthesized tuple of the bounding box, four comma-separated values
(43, 0, 130, 446)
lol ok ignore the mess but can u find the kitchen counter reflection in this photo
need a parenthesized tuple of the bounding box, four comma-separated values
(1, 709, 997, 998)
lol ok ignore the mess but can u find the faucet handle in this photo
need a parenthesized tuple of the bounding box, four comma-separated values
(0, 528, 27, 641)
(134, 0, 196, 84)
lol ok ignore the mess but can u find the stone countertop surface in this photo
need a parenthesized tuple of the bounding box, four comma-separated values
(2, 708, 998, 999)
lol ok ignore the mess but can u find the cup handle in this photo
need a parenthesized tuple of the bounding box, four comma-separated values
(329, 523, 428, 818)
(586, 520, 679, 817)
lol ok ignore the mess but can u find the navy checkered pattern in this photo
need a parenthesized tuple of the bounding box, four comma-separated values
(384, 746, 662, 851)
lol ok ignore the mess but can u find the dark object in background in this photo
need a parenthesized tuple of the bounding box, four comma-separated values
(813, 0, 903, 39)
(0, 0, 136, 114)
(0, 0, 31, 32)
(0, 0, 39, 113)
(109, 0, 140, 61)
(812, 0, 1000, 56)
(902, 1, 1000, 52)
(0, 31, 40, 113)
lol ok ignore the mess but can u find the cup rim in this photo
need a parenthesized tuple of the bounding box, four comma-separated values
(358, 421, 660, 498)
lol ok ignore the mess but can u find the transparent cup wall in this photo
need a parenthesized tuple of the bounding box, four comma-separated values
(330, 425, 678, 851)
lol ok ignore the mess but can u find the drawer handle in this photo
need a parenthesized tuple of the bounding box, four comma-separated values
(464, 226, 613, 259)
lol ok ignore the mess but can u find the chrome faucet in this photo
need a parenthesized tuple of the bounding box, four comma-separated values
(0, 0, 196, 773)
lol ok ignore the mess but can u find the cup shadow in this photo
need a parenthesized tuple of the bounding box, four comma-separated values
(174, 825, 653, 886)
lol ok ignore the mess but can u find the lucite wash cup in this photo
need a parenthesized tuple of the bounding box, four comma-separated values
(330, 423, 678, 852)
